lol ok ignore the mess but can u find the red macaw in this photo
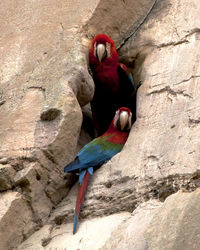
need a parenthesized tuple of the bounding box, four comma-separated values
(64, 107, 132, 234)
(89, 34, 137, 136)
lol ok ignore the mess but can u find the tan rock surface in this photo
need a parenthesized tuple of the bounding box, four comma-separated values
(0, 0, 159, 248)
(0, 191, 35, 250)
(33, 0, 200, 248)
(0, 0, 97, 248)
(17, 200, 162, 250)
(64, 0, 200, 219)
(16, 225, 52, 250)
(102, 200, 162, 250)
(1, 0, 200, 249)
(0, 164, 15, 191)
(18, 213, 130, 250)
(146, 189, 200, 250)
(0, 0, 96, 161)
(83, 0, 157, 46)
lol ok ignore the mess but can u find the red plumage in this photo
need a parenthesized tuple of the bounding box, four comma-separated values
(73, 171, 90, 234)
(75, 171, 90, 215)
(89, 34, 136, 136)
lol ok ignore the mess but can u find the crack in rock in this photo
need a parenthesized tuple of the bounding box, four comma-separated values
(28, 86, 46, 92)
(185, 28, 200, 38)
(0, 99, 6, 105)
(147, 155, 159, 161)
(50, 172, 200, 226)
(119, 8, 200, 52)
(157, 39, 189, 48)
(156, 28, 200, 49)
(147, 86, 192, 98)
(188, 118, 200, 127)
(117, 0, 158, 50)
(174, 75, 200, 85)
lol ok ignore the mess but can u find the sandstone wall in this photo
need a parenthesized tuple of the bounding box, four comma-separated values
(0, 0, 200, 249)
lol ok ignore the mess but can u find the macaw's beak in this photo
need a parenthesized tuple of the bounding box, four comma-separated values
(96, 44, 106, 62)
(119, 111, 129, 131)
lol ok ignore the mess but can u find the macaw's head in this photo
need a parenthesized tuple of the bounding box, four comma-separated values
(89, 34, 118, 67)
(113, 107, 132, 132)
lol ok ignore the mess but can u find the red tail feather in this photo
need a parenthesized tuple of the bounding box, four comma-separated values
(76, 171, 90, 215)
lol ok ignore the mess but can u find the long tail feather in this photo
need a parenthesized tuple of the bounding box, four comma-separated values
(73, 170, 90, 234)
(73, 211, 78, 234)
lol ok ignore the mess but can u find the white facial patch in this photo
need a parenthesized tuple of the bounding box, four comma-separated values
(106, 42, 111, 58)
(113, 110, 120, 127)
(128, 112, 132, 130)
(93, 42, 97, 57)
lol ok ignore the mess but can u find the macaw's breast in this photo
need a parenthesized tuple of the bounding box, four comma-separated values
(104, 131, 129, 145)
(93, 64, 120, 94)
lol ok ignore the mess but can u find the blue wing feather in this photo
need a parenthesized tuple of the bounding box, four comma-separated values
(118, 63, 136, 92)
(64, 157, 80, 173)
(128, 73, 135, 89)
(79, 170, 86, 184)
(64, 136, 122, 173)
(88, 167, 93, 175)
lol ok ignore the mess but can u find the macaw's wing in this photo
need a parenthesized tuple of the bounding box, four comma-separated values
(64, 135, 123, 173)
(118, 63, 136, 94)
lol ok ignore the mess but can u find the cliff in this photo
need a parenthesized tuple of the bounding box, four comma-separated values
(0, 0, 200, 249)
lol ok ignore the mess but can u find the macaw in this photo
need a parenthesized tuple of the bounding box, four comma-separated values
(64, 107, 132, 234)
(89, 34, 138, 136)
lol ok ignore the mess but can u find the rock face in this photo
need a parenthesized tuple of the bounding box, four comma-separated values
(1, 0, 200, 249)
(17, 200, 162, 250)
(146, 189, 200, 250)
(0, 0, 96, 248)
(102, 200, 162, 250)
(18, 213, 130, 250)
(0, 192, 35, 250)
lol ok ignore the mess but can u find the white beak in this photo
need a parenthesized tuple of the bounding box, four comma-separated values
(119, 111, 129, 131)
(96, 44, 106, 62)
